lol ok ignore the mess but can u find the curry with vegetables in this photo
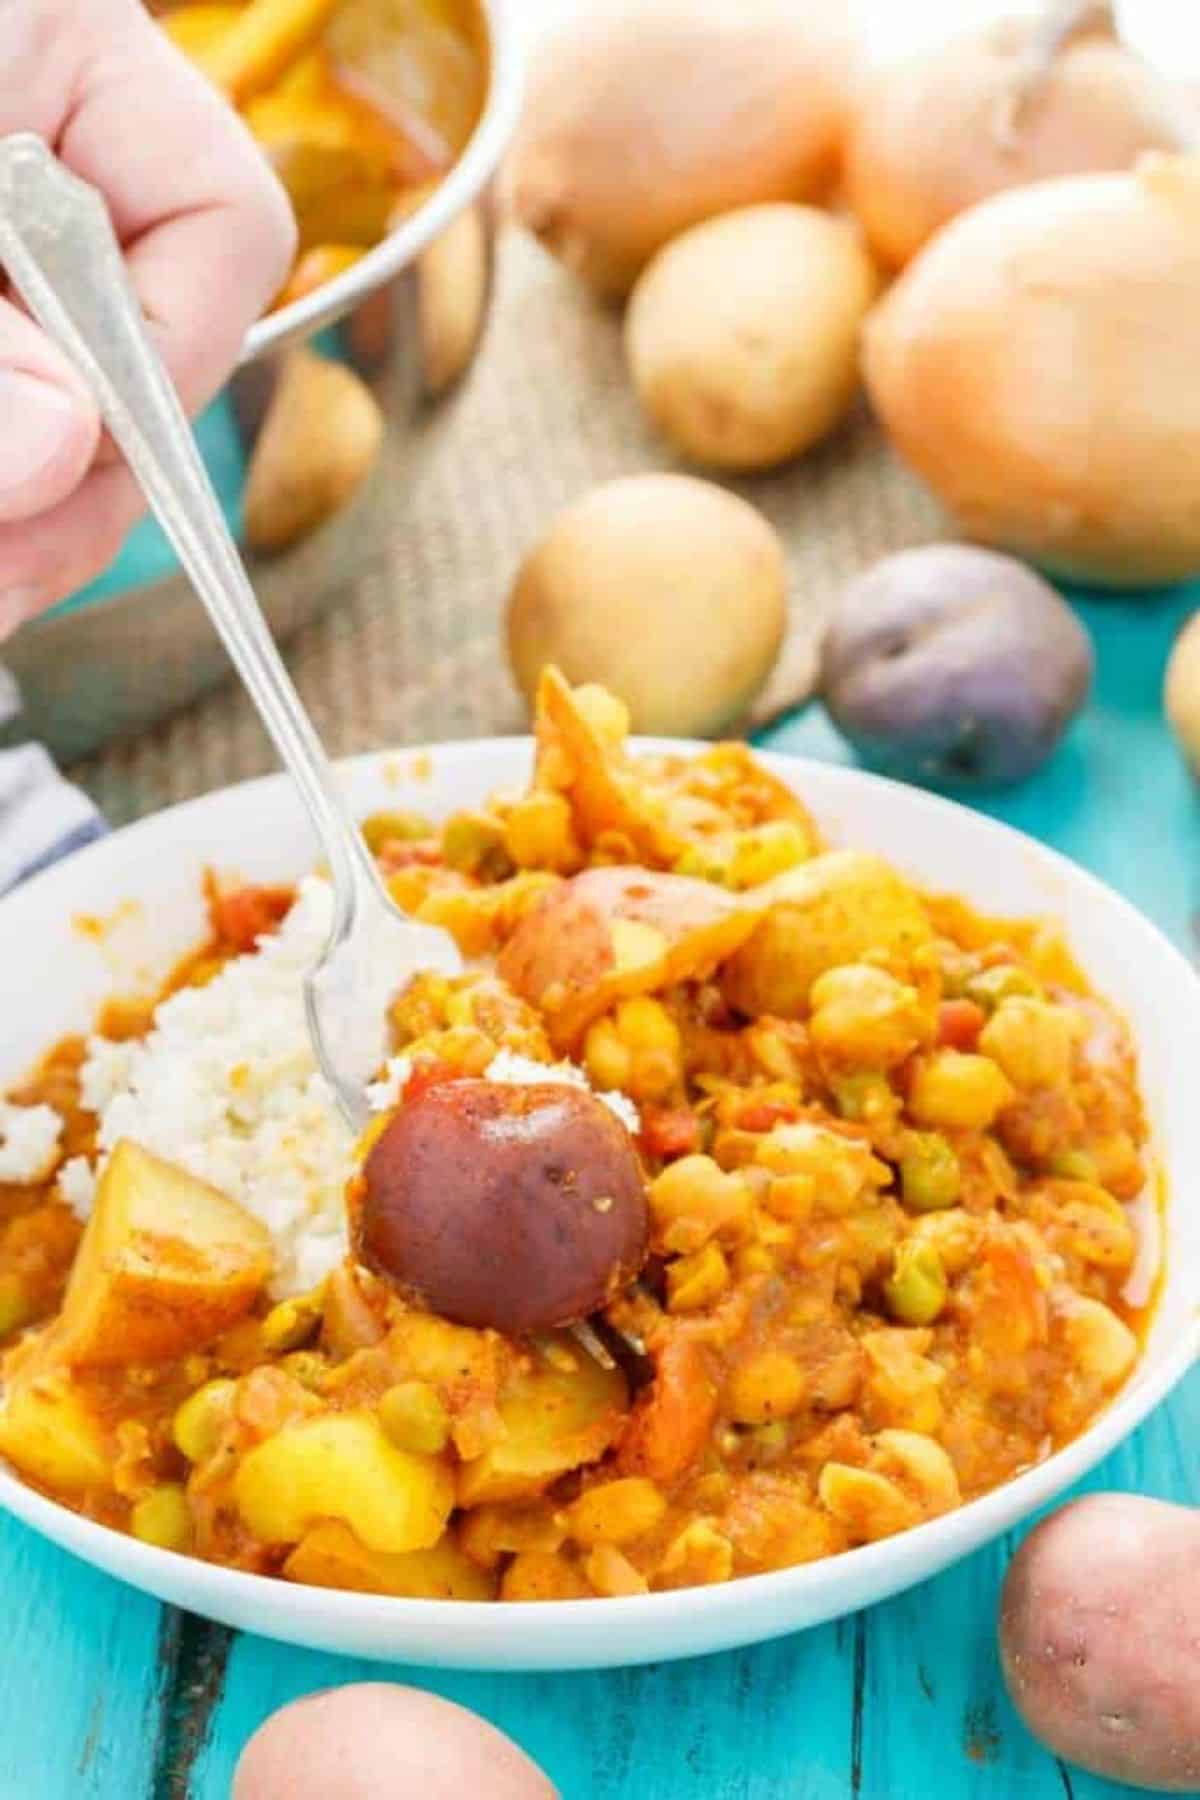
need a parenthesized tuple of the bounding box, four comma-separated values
(151, 0, 487, 311)
(0, 671, 1155, 1602)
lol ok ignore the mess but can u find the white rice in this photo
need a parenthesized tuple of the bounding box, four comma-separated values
(58, 874, 639, 1298)
(0, 1101, 63, 1184)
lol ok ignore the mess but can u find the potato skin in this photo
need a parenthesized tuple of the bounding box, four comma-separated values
(505, 0, 853, 298)
(507, 474, 786, 737)
(359, 1080, 648, 1335)
(820, 545, 1093, 787)
(1000, 1493, 1200, 1791)
(626, 205, 877, 472)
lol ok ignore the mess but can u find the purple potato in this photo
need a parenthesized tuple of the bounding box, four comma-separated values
(820, 545, 1094, 787)
(358, 1079, 648, 1335)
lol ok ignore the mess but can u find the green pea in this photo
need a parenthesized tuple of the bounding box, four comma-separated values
(1047, 1148, 1099, 1182)
(884, 1240, 948, 1325)
(832, 1071, 894, 1123)
(378, 1380, 449, 1456)
(442, 811, 514, 879)
(900, 1132, 961, 1212)
(965, 964, 1043, 1011)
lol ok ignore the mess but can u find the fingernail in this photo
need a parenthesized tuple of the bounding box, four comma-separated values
(0, 372, 82, 497)
(0, 588, 41, 640)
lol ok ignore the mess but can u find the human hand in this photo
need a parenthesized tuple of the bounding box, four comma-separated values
(0, 0, 296, 638)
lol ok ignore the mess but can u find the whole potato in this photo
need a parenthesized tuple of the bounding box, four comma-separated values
(507, 475, 787, 736)
(820, 545, 1093, 786)
(626, 205, 878, 472)
(505, 0, 854, 298)
(358, 1079, 648, 1334)
(1000, 1493, 1200, 1791)
(1165, 609, 1200, 777)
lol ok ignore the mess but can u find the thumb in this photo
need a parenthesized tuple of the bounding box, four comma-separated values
(0, 298, 101, 525)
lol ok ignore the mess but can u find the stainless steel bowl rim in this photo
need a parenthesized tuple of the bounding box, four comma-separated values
(240, 0, 522, 366)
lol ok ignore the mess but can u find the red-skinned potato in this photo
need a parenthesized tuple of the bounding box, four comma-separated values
(498, 864, 762, 1051)
(233, 1684, 558, 1800)
(1000, 1493, 1200, 1791)
(357, 1080, 648, 1335)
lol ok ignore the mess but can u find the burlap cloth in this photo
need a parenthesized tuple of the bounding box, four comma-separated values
(70, 225, 943, 827)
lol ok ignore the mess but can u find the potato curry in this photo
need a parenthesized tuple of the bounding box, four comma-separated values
(0, 671, 1153, 1603)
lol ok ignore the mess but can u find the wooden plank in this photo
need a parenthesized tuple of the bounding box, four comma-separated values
(0, 1515, 167, 1800)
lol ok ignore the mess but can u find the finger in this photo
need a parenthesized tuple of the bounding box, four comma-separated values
(60, 3, 297, 411)
(0, 461, 144, 636)
(0, 298, 101, 525)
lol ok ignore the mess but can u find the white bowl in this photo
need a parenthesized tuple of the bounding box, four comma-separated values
(3, 741, 1198, 1670)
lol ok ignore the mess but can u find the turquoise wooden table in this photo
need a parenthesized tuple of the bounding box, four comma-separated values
(3, 578, 1198, 1799)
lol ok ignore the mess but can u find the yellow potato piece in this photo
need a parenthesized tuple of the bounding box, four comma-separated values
(234, 1411, 454, 1553)
(723, 850, 932, 1017)
(56, 1140, 272, 1368)
(284, 1519, 495, 1599)
(458, 1339, 628, 1507)
(161, 4, 243, 59)
(0, 1361, 109, 1495)
(200, 0, 340, 105)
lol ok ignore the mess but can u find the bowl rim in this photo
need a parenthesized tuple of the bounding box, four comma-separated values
(2, 739, 1198, 1668)
(240, 0, 523, 364)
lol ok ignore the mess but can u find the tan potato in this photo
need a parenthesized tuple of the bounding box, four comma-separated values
(1165, 610, 1200, 777)
(722, 850, 932, 1018)
(55, 1140, 272, 1368)
(244, 348, 384, 554)
(0, 1356, 110, 1495)
(1000, 1493, 1200, 1791)
(505, 0, 853, 298)
(626, 205, 878, 472)
(507, 475, 787, 737)
(498, 863, 763, 1050)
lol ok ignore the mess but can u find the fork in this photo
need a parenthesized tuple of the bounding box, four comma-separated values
(0, 133, 462, 1136)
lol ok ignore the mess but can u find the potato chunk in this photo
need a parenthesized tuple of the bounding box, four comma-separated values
(234, 1411, 454, 1553)
(457, 1337, 628, 1506)
(56, 1141, 272, 1368)
(498, 864, 761, 1050)
(0, 1356, 109, 1494)
(284, 1519, 495, 1599)
(722, 851, 931, 1018)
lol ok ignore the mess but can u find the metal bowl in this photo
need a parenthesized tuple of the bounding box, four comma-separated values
(2, 0, 522, 764)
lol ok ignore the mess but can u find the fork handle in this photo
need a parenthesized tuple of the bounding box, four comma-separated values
(0, 133, 378, 911)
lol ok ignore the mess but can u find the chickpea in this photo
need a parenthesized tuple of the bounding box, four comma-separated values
(131, 1484, 192, 1553)
(649, 1155, 751, 1255)
(978, 998, 1078, 1090)
(667, 1242, 730, 1312)
(173, 1378, 237, 1464)
(503, 790, 581, 873)
(568, 1478, 667, 1547)
(909, 1051, 1012, 1131)
(809, 963, 925, 1069)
